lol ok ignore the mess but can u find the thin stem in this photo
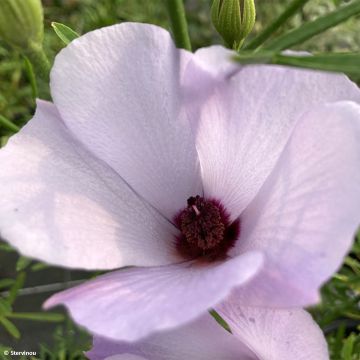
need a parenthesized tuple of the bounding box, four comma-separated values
(0, 114, 20, 132)
(244, 0, 310, 50)
(7, 312, 65, 322)
(25, 42, 50, 82)
(0, 279, 84, 297)
(165, 0, 192, 51)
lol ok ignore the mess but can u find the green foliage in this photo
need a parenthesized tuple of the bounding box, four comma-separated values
(245, 0, 311, 50)
(234, 51, 360, 75)
(51, 22, 79, 45)
(264, 0, 360, 51)
(0, 0, 359, 358)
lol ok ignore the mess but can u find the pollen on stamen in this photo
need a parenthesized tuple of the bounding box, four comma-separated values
(174, 195, 241, 261)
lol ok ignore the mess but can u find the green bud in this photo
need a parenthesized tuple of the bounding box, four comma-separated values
(0, 0, 44, 50)
(211, 0, 256, 50)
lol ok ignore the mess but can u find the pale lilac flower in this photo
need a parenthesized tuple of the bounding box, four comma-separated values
(0, 23, 360, 341)
(87, 295, 329, 360)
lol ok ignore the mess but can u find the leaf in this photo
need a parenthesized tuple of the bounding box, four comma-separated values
(7, 272, 26, 305)
(7, 312, 65, 322)
(23, 56, 38, 99)
(31, 261, 50, 271)
(209, 309, 231, 332)
(341, 333, 356, 360)
(0, 279, 15, 290)
(0, 114, 19, 132)
(244, 0, 311, 50)
(0, 242, 14, 252)
(0, 317, 20, 339)
(233, 52, 360, 75)
(16, 256, 32, 271)
(274, 52, 360, 74)
(0, 299, 12, 317)
(264, 0, 360, 51)
(51, 22, 80, 45)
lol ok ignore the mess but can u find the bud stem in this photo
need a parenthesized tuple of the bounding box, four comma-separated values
(165, 0, 192, 51)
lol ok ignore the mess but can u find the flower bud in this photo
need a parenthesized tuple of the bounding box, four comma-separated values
(0, 0, 44, 50)
(211, 0, 256, 50)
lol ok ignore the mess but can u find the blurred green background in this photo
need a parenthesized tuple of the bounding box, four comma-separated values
(0, 0, 359, 359)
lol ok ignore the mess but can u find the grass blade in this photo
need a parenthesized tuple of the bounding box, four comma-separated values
(0, 114, 19, 132)
(0, 317, 20, 339)
(7, 272, 26, 305)
(244, 0, 310, 50)
(274, 52, 360, 74)
(265, 0, 360, 51)
(233, 52, 360, 75)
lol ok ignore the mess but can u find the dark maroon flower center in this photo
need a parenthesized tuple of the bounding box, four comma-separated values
(174, 195, 240, 261)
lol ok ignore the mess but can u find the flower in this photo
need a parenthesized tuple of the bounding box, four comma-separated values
(87, 295, 329, 360)
(0, 23, 360, 342)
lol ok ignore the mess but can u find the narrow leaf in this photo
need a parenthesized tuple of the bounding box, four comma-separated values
(23, 56, 38, 99)
(274, 53, 360, 74)
(265, 0, 360, 51)
(51, 22, 79, 45)
(8, 312, 65, 322)
(0, 299, 12, 317)
(0, 242, 14, 252)
(244, 0, 310, 50)
(341, 333, 356, 359)
(0, 279, 15, 290)
(0, 317, 20, 339)
(16, 256, 32, 271)
(7, 272, 26, 305)
(0, 114, 19, 132)
(31, 262, 50, 271)
(209, 309, 231, 332)
(233, 52, 360, 75)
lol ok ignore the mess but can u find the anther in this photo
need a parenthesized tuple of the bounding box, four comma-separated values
(174, 195, 241, 261)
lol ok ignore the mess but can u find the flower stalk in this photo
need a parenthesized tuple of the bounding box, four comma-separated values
(165, 0, 192, 51)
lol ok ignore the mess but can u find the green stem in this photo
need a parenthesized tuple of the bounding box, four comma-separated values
(0, 114, 20, 132)
(23, 56, 38, 100)
(244, 0, 310, 50)
(165, 0, 192, 51)
(7, 312, 64, 322)
(24, 42, 50, 82)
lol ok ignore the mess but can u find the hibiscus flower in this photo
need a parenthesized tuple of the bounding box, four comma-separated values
(0, 23, 359, 341)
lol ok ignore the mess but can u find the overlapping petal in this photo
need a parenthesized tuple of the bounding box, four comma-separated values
(191, 46, 360, 220)
(44, 251, 263, 341)
(50, 23, 202, 219)
(232, 101, 360, 306)
(217, 295, 329, 360)
(87, 314, 251, 360)
(87, 296, 328, 360)
(0, 101, 180, 269)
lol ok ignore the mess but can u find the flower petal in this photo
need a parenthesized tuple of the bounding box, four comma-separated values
(44, 251, 263, 341)
(51, 23, 202, 219)
(234, 101, 360, 306)
(0, 101, 180, 269)
(182, 46, 239, 101)
(87, 314, 253, 360)
(192, 50, 360, 219)
(217, 295, 329, 360)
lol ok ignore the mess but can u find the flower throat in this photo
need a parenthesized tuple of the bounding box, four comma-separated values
(175, 195, 240, 261)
